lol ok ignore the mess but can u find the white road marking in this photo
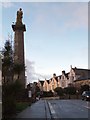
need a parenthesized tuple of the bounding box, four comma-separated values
(48, 102, 58, 118)
(84, 106, 90, 109)
(83, 101, 90, 109)
(70, 100, 89, 111)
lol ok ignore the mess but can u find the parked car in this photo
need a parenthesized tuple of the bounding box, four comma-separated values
(82, 91, 90, 101)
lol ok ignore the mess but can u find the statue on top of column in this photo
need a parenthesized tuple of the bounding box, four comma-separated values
(16, 8, 23, 25)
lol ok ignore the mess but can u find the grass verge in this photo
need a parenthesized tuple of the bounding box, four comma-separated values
(16, 102, 30, 113)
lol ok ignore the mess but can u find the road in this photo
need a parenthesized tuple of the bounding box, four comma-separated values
(47, 99, 89, 119)
(16, 99, 90, 119)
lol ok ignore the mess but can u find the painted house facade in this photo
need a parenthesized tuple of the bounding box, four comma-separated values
(43, 79, 49, 91)
(37, 80, 44, 91)
(49, 74, 58, 92)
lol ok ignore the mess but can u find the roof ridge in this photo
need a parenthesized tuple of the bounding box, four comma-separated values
(72, 68, 90, 70)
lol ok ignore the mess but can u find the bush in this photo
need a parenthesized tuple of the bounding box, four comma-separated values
(54, 87, 63, 96)
(64, 86, 76, 95)
(42, 91, 53, 97)
(80, 84, 90, 94)
(63, 86, 76, 99)
(16, 102, 30, 112)
(2, 81, 25, 118)
(2, 96, 16, 117)
(2, 84, 15, 117)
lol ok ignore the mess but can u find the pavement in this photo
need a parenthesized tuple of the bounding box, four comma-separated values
(16, 99, 51, 119)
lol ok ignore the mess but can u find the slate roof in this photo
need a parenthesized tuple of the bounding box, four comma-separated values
(54, 77, 58, 82)
(58, 75, 62, 79)
(39, 81, 44, 86)
(46, 80, 49, 84)
(72, 67, 90, 79)
(64, 72, 69, 79)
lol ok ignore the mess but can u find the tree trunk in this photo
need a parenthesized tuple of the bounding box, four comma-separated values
(18, 74, 19, 80)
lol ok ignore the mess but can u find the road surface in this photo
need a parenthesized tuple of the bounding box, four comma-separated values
(47, 99, 89, 119)
(16, 99, 90, 119)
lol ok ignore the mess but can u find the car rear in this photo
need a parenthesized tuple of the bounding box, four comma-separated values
(82, 91, 90, 101)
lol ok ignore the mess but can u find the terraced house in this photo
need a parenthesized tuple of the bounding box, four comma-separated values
(37, 66, 90, 92)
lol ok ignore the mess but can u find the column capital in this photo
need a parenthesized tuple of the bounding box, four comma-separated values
(12, 24, 26, 31)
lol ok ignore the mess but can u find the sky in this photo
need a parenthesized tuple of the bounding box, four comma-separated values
(0, 1, 89, 84)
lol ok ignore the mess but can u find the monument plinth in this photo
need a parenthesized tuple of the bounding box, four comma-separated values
(12, 8, 26, 87)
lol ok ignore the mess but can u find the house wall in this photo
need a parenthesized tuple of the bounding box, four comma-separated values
(49, 78, 58, 92)
(57, 79, 61, 87)
(68, 69, 75, 83)
(74, 79, 90, 89)
(37, 82, 43, 91)
(61, 74, 68, 88)
(43, 80, 49, 91)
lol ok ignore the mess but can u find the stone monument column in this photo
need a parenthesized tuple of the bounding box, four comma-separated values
(12, 8, 26, 88)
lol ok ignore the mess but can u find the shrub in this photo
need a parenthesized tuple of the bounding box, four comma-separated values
(54, 87, 63, 96)
(42, 91, 53, 97)
(80, 84, 90, 93)
(2, 81, 24, 118)
(64, 86, 76, 95)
